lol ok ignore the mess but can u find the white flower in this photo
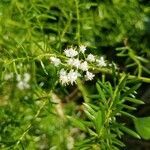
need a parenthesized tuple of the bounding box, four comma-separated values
(67, 58, 74, 66)
(17, 81, 30, 90)
(64, 48, 78, 58)
(16, 74, 21, 81)
(24, 96, 29, 100)
(73, 59, 81, 69)
(86, 54, 95, 62)
(79, 45, 86, 53)
(4, 73, 13, 81)
(96, 57, 107, 67)
(60, 75, 69, 85)
(23, 73, 31, 82)
(16, 73, 31, 90)
(17, 81, 25, 90)
(50, 57, 61, 66)
(67, 58, 81, 69)
(59, 69, 69, 85)
(67, 136, 74, 150)
(60, 68, 67, 76)
(79, 61, 88, 71)
(39, 82, 44, 87)
(85, 71, 95, 81)
(59, 69, 80, 85)
(67, 70, 80, 85)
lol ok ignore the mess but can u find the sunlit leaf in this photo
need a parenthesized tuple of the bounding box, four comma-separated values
(134, 117, 150, 140)
(120, 126, 141, 139)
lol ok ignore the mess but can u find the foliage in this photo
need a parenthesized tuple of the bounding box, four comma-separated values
(0, 0, 150, 149)
(134, 117, 150, 140)
(69, 76, 143, 149)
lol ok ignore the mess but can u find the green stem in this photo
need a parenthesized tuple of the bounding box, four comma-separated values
(14, 96, 48, 148)
(93, 67, 150, 83)
(57, 13, 72, 49)
(75, 0, 80, 44)
(77, 79, 90, 102)
(13, 81, 59, 148)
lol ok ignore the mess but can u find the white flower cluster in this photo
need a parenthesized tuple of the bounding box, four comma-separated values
(4, 72, 31, 90)
(59, 69, 81, 85)
(49, 45, 107, 85)
(64, 47, 78, 58)
(16, 73, 31, 90)
(4, 73, 14, 81)
(49, 57, 61, 66)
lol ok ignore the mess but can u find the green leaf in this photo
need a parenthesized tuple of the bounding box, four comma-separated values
(67, 116, 87, 132)
(88, 103, 99, 111)
(88, 94, 101, 99)
(136, 56, 149, 63)
(88, 128, 98, 137)
(84, 110, 95, 120)
(94, 110, 103, 135)
(75, 137, 95, 148)
(120, 111, 136, 119)
(117, 74, 128, 92)
(111, 146, 120, 150)
(125, 97, 144, 104)
(107, 82, 113, 97)
(116, 47, 128, 51)
(121, 104, 136, 110)
(113, 74, 127, 105)
(98, 81, 109, 94)
(111, 62, 118, 86)
(134, 117, 150, 140)
(80, 2, 97, 9)
(83, 103, 95, 115)
(122, 83, 141, 97)
(120, 126, 141, 139)
(112, 138, 125, 147)
(117, 53, 128, 57)
(40, 60, 48, 75)
(96, 82, 106, 103)
(83, 104, 96, 120)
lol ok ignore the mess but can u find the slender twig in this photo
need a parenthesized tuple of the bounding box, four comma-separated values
(93, 67, 150, 83)
(14, 98, 48, 148)
(75, 0, 80, 44)
(77, 79, 90, 102)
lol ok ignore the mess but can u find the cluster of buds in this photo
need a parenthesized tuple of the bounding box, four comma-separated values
(50, 45, 108, 85)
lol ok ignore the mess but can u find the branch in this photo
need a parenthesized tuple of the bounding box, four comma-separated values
(93, 67, 150, 83)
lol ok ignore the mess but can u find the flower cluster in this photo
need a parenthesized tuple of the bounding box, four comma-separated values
(4, 73, 14, 81)
(16, 73, 31, 90)
(49, 57, 61, 66)
(50, 45, 108, 85)
(4, 72, 31, 90)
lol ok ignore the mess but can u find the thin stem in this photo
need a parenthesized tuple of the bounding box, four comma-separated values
(13, 80, 59, 148)
(93, 67, 150, 83)
(75, 0, 80, 45)
(61, 14, 72, 39)
(99, 98, 113, 137)
(57, 13, 72, 49)
(129, 51, 142, 77)
(14, 97, 48, 148)
(77, 79, 90, 102)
